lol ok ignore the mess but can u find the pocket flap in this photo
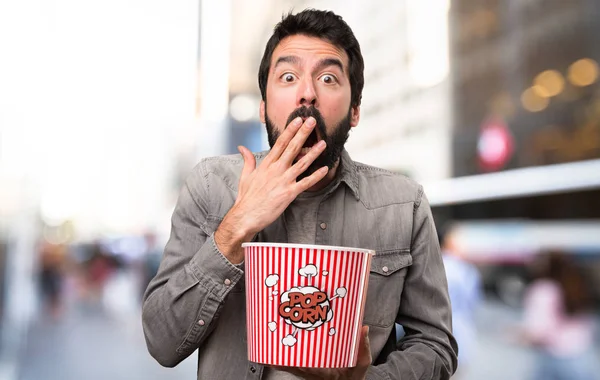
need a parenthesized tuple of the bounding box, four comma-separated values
(370, 249, 412, 276)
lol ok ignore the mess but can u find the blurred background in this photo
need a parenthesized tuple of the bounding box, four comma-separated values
(0, 0, 599, 379)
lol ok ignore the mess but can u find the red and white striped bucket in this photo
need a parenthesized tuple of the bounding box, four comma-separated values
(242, 243, 374, 368)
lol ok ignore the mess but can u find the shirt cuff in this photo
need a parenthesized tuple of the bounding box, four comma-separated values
(188, 233, 244, 300)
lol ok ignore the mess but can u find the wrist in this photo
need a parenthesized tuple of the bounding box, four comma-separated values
(223, 205, 256, 241)
(214, 208, 255, 264)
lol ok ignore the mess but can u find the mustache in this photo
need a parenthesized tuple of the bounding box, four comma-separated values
(285, 106, 327, 137)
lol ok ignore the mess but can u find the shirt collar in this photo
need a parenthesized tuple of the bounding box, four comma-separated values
(338, 149, 360, 201)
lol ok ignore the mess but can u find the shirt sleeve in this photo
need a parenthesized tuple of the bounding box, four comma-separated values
(141, 163, 243, 367)
(366, 187, 458, 380)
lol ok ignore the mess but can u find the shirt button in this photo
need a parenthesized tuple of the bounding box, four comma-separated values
(198, 319, 205, 326)
(320, 222, 327, 230)
(224, 278, 231, 286)
(250, 366, 256, 373)
(382, 266, 389, 273)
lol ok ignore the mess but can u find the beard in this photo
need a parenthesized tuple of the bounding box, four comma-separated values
(265, 105, 352, 181)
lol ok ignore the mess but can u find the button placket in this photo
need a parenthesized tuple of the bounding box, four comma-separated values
(315, 198, 331, 246)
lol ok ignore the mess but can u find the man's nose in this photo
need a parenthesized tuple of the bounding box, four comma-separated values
(297, 77, 317, 107)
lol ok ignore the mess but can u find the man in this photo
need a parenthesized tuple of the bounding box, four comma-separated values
(143, 9, 457, 380)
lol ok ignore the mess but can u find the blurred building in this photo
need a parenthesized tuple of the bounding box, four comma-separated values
(342, 0, 452, 183)
(429, 0, 600, 305)
(438, 0, 600, 218)
(450, 0, 600, 176)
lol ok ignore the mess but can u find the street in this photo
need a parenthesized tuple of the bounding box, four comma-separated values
(17, 304, 197, 380)
(12, 286, 563, 380)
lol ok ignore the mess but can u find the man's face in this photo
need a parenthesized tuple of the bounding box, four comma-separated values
(261, 35, 360, 180)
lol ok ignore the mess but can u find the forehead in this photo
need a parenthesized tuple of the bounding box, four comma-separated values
(270, 34, 349, 69)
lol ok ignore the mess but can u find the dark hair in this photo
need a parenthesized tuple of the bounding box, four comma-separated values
(533, 251, 594, 315)
(258, 9, 365, 108)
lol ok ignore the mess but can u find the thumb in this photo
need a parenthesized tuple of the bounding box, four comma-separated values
(238, 145, 256, 184)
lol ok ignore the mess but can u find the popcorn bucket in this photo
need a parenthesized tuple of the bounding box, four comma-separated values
(242, 243, 374, 368)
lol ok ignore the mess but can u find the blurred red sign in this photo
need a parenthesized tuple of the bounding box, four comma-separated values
(477, 117, 514, 171)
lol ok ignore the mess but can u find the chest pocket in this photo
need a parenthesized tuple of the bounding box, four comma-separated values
(363, 249, 412, 327)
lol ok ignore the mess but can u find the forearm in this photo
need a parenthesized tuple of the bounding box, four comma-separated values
(141, 170, 246, 367)
(366, 337, 455, 380)
(142, 234, 243, 367)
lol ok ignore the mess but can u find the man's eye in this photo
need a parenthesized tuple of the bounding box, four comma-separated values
(282, 73, 296, 83)
(320, 74, 337, 84)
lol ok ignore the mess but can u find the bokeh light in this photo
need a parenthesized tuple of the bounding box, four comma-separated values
(521, 86, 550, 112)
(533, 70, 565, 97)
(568, 58, 599, 87)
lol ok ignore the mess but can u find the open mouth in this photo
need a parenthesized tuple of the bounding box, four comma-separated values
(300, 128, 321, 155)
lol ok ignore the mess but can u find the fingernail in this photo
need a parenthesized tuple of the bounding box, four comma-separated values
(294, 117, 303, 126)
(317, 140, 326, 148)
(306, 117, 316, 126)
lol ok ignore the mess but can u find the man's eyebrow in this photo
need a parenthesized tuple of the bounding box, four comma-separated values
(314, 58, 344, 74)
(273, 55, 301, 70)
(273, 56, 345, 74)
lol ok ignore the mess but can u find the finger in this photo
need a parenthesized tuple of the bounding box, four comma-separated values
(357, 325, 372, 367)
(287, 139, 326, 180)
(263, 116, 304, 164)
(269, 366, 311, 379)
(279, 116, 317, 166)
(295, 368, 328, 380)
(238, 145, 256, 185)
(293, 165, 329, 193)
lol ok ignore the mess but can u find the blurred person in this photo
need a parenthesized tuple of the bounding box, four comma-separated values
(83, 242, 115, 307)
(519, 251, 599, 380)
(440, 228, 482, 379)
(143, 9, 457, 380)
(138, 231, 163, 301)
(38, 241, 67, 319)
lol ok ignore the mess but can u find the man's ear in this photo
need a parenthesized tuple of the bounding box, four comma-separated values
(260, 100, 265, 123)
(350, 105, 360, 128)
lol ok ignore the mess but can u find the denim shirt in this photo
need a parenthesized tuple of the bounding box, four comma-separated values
(142, 149, 458, 379)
